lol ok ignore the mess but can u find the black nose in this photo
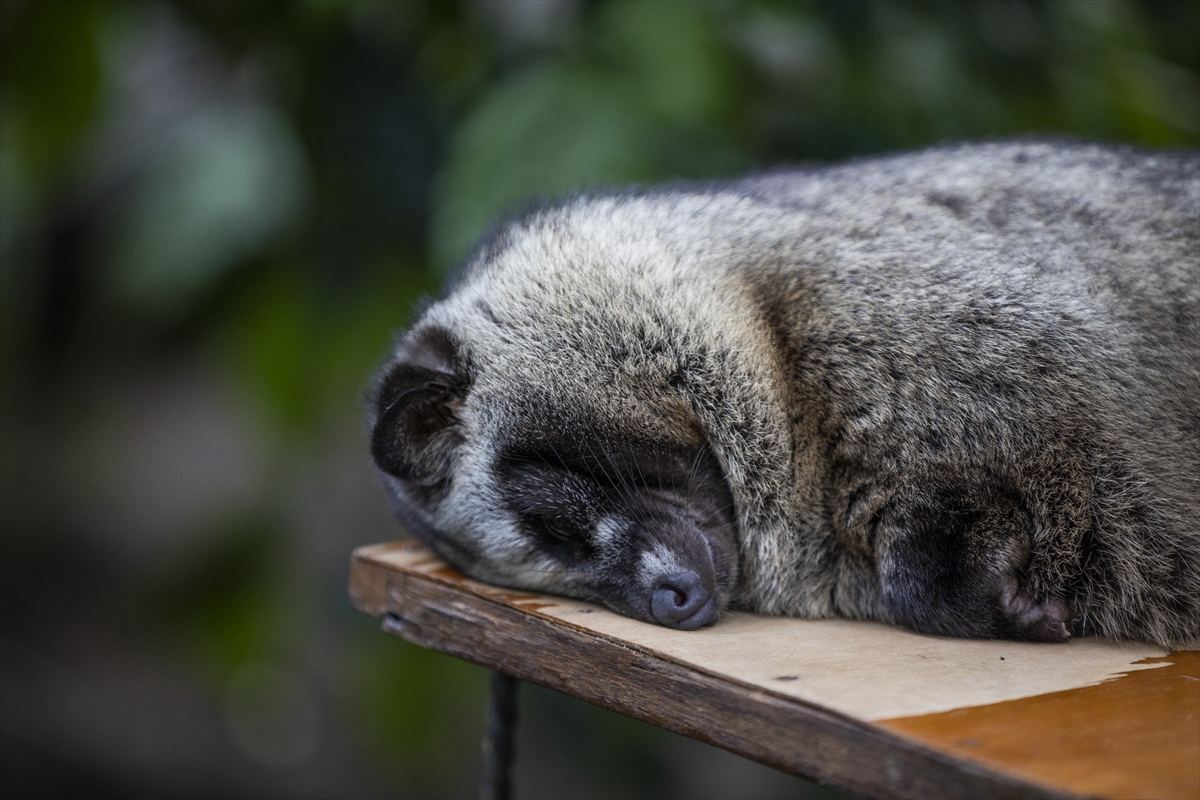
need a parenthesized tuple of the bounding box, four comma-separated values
(651, 572, 718, 630)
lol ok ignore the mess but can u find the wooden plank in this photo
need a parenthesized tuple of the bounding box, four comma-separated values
(351, 543, 1172, 721)
(348, 540, 1198, 799)
(349, 543, 1042, 797)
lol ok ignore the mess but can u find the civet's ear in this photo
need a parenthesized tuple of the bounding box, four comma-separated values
(370, 328, 468, 486)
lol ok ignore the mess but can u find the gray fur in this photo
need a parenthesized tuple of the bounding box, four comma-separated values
(370, 140, 1200, 647)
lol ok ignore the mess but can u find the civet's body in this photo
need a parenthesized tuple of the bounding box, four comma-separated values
(370, 141, 1199, 647)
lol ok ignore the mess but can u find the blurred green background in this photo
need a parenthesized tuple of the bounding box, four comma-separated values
(0, 1, 1195, 798)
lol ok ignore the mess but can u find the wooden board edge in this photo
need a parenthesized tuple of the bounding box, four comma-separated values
(348, 552, 1083, 800)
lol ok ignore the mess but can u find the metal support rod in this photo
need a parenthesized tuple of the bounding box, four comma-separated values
(480, 671, 519, 800)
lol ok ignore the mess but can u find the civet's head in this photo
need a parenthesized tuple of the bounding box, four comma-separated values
(368, 205, 740, 629)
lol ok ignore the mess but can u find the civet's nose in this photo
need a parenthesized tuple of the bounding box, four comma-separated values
(651, 572, 718, 630)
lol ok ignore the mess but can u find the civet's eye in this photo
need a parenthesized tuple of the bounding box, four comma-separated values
(525, 513, 597, 561)
(530, 516, 573, 542)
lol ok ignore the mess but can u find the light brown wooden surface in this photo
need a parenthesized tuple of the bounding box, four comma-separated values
(880, 653, 1200, 800)
(349, 540, 1200, 800)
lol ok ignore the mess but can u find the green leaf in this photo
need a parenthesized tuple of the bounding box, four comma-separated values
(431, 63, 657, 270)
(107, 103, 312, 318)
(597, 0, 734, 126)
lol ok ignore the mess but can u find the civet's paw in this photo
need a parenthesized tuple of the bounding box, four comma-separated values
(999, 575, 1070, 642)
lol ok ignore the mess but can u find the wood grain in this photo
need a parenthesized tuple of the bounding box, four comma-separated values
(880, 653, 1200, 800)
(350, 541, 1078, 799)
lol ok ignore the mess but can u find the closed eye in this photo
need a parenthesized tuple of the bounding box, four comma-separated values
(530, 516, 572, 542)
(525, 513, 594, 561)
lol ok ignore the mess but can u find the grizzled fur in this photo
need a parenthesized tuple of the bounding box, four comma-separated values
(370, 141, 1199, 648)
